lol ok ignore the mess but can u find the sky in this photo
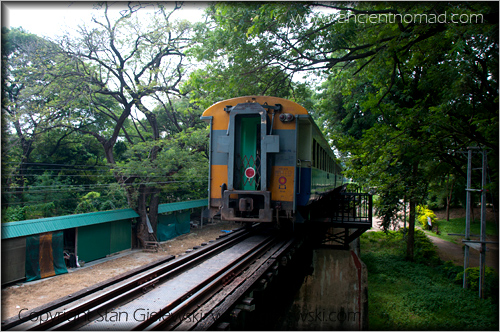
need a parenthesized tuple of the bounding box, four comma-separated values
(2, 1, 207, 39)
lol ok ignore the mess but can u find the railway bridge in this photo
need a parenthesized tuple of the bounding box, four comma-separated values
(2, 191, 371, 331)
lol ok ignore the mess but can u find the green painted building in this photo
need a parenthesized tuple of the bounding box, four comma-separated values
(1, 199, 208, 285)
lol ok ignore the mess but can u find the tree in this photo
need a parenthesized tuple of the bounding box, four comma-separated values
(2, 27, 65, 205)
(199, 2, 498, 259)
(313, 3, 498, 259)
(187, 3, 309, 107)
(1, 27, 127, 220)
(51, 2, 200, 246)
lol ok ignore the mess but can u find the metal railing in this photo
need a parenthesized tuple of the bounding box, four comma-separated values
(331, 193, 372, 224)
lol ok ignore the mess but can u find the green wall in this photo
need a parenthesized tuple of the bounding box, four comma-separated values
(77, 219, 131, 263)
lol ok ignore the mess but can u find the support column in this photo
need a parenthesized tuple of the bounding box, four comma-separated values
(282, 248, 368, 330)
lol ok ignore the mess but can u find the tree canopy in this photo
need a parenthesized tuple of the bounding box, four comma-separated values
(197, 1, 498, 258)
(2, 2, 498, 254)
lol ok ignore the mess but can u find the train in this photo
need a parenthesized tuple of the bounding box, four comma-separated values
(201, 96, 345, 225)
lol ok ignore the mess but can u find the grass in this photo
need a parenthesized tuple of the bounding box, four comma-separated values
(360, 230, 499, 330)
(437, 217, 498, 236)
(423, 217, 499, 244)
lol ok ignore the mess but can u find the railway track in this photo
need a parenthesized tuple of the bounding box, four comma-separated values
(3, 224, 297, 331)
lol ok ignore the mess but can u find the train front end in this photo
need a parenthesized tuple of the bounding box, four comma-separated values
(202, 96, 306, 223)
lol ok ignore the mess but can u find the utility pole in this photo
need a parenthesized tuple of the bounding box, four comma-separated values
(463, 148, 472, 289)
(462, 147, 493, 298)
(479, 149, 487, 298)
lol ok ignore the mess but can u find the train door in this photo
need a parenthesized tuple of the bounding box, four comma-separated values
(219, 102, 279, 222)
(235, 115, 261, 191)
(296, 119, 312, 207)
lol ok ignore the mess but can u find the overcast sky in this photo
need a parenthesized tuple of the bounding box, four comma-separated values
(2, 2, 207, 39)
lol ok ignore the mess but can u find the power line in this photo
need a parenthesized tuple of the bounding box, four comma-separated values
(5, 162, 110, 168)
(2, 187, 207, 207)
(5, 173, 208, 179)
(3, 178, 208, 190)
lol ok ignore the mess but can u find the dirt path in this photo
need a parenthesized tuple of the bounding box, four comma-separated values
(426, 233, 499, 272)
(369, 214, 499, 272)
(1, 221, 241, 321)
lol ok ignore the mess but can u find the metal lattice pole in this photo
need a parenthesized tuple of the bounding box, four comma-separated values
(479, 149, 487, 298)
(463, 149, 472, 289)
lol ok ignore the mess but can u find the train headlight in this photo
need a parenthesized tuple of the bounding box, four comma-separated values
(279, 113, 295, 123)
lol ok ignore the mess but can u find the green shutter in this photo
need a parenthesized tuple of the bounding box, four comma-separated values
(77, 223, 111, 263)
(110, 220, 131, 253)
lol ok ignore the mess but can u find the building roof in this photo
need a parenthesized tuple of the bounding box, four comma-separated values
(1, 199, 208, 240)
(158, 199, 208, 214)
(1, 209, 139, 240)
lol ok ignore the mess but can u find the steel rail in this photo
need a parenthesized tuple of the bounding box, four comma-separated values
(36, 226, 255, 331)
(2, 255, 177, 330)
(186, 238, 297, 331)
(135, 234, 280, 330)
(11, 226, 253, 331)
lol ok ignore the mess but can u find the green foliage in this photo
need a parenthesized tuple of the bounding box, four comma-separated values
(416, 205, 439, 230)
(361, 231, 499, 330)
(437, 217, 499, 237)
(437, 260, 464, 280)
(203, 2, 499, 232)
(2, 6, 207, 226)
(455, 267, 499, 300)
(412, 229, 441, 266)
(187, 3, 308, 104)
(74, 192, 101, 214)
(2, 206, 26, 222)
(361, 229, 440, 266)
(2, 202, 56, 222)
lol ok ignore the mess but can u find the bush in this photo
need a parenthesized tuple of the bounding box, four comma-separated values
(2, 206, 27, 222)
(361, 231, 499, 330)
(455, 266, 499, 300)
(3, 202, 58, 222)
(437, 260, 463, 280)
(417, 205, 438, 230)
(413, 229, 441, 266)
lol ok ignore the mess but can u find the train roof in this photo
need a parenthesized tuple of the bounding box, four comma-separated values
(201, 95, 340, 166)
(201, 96, 309, 118)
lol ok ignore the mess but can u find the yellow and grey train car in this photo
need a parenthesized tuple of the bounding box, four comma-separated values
(201, 96, 344, 224)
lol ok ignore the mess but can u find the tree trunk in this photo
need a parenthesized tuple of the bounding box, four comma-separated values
(134, 185, 161, 248)
(406, 162, 418, 261)
(446, 178, 454, 221)
(406, 198, 415, 261)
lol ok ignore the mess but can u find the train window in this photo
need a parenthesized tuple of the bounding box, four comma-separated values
(298, 122, 312, 163)
(316, 142, 320, 169)
(323, 149, 326, 171)
(315, 141, 318, 169)
(320, 147, 323, 170)
(312, 140, 316, 168)
(320, 148, 323, 170)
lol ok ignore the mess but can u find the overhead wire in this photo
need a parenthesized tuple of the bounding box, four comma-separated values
(3, 162, 209, 207)
(3, 180, 208, 193)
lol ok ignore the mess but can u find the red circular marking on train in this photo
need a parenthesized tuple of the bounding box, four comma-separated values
(245, 167, 256, 179)
(279, 176, 287, 185)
